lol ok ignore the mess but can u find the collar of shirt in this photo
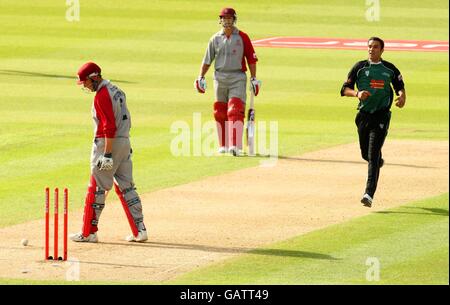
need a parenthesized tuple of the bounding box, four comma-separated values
(96, 79, 110, 92)
(368, 59, 383, 65)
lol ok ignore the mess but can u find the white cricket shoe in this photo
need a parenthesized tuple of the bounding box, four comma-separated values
(69, 232, 98, 243)
(228, 146, 243, 157)
(218, 146, 227, 154)
(125, 230, 148, 242)
(361, 194, 373, 207)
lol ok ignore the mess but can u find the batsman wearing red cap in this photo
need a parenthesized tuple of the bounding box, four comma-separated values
(195, 8, 261, 156)
(70, 62, 148, 243)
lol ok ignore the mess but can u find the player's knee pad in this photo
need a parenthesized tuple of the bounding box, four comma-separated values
(214, 101, 227, 122)
(114, 183, 145, 236)
(227, 98, 245, 149)
(82, 176, 105, 236)
(214, 102, 228, 147)
(227, 98, 245, 122)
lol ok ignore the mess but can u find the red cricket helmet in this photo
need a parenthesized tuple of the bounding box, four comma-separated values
(77, 62, 101, 84)
(219, 7, 236, 19)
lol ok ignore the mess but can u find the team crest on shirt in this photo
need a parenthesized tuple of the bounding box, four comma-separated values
(365, 71, 370, 77)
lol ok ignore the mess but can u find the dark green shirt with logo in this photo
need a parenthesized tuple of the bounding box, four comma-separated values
(340, 60, 405, 113)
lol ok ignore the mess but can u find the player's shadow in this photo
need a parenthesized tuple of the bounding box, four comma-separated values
(73, 244, 338, 269)
(100, 241, 339, 261)
(253, 154, 435, 169)
(375, 206, 449, 217)
(0, 69, 136, 84)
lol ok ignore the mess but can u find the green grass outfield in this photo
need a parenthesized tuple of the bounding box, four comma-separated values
(0, 0, 447, 227)
(0, 0, 448, 284)
(170, 193, 449, 285)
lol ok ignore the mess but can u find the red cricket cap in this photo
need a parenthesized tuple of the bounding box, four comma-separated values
(219, 7, 236, 18)
(77, 62, 101, 84)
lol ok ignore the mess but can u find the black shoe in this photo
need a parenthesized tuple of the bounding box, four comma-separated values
(361, 194, 373, 207)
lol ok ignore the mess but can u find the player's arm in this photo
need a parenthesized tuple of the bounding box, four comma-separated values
(340, 61, 371, 100)
(95, 93, 117, 139)
(240, 32, 260, 95)
(195, 64, 209, 93)
(195, 38, 215, 93)
(342, 87, 358, 97)
(248, 63, 260, 96)
(241, 33, 258, 76)
(97, 137, 114, 170)
(395, 88, 406, 108)
(94, 94, 116, 170)
(389, 63, 406, 108)
(343, 87, 371, 100)
(199, 64, 210, 78)
(201, 37, 215, 74)
(104, 137, 114, 155)
(249, 63, 256, 79)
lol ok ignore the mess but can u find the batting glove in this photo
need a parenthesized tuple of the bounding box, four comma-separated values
(194, 76, 207, 94)
(250, 77, 261, 96)
(97, 153, 113, 171)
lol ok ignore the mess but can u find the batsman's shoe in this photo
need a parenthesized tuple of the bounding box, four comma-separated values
(69, 232, 98, 243)
(218, 146, 227, 154)
(126, 230, 148, 242)
(228, 146, 243, 157)
(361, 194, 373, 208)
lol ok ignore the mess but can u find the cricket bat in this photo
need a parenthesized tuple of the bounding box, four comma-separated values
(246, 91, 255, 156)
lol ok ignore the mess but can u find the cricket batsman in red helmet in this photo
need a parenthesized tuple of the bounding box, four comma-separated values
(70, 62, 148, 243)
(195, 7, 261, 156)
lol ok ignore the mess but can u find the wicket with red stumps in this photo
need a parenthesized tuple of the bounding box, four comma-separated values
(45, 187, 68, 261)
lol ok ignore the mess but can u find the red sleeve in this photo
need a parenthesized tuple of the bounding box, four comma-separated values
(95, 88, 117, 138)
(239, 31, 258, 66)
